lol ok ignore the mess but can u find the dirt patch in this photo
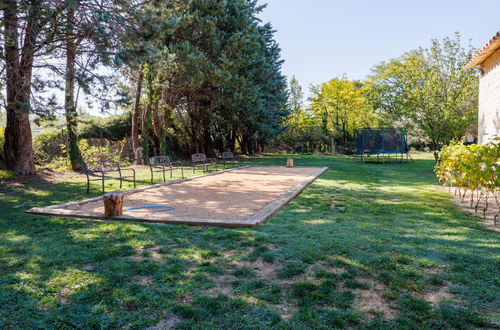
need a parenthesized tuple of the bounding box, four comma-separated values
(424, 282, 456, 306)
(207, 274, 237, 298)
(444, 186, 500, 232)
(176, 293, 194, 305)
(131, 245, 163, 261)
(132, 275, 152, 285)
(351, 276, 396, 319)
(1, 168, 82, 188)
(148, 315, 181, 329)
(229, 259, 278, 280)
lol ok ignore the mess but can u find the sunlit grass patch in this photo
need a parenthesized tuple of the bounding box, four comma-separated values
(0, 153, 498, 328)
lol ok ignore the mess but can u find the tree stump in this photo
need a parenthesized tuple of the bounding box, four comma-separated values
(286, 159, 294, 167)
(103, 191, 124, 218)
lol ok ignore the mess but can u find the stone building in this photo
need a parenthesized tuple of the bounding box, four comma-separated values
(464, 32, 500, 144)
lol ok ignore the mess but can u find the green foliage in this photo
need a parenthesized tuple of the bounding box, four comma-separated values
(0, 169, 16, 180)
(120, 0, 288, 156)
(72, 139, 121, 163)
(368, 33, 478, 154)
(33, 129, 67, 165)
(435, 139, 500, 221)
(33, 127, 123, 171)
(273, 77, 377, 153)
(79, 113, 132, 141)
(310, 78, 378, 149)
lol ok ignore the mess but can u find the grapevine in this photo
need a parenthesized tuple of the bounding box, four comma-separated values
(436, 138, 500, 225)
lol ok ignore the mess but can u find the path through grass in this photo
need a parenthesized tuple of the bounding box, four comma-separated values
(0, 154, 498, 328)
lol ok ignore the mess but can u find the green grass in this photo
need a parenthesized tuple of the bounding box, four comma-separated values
(0, 154, 499, 329)
(0, 169, 16, 180)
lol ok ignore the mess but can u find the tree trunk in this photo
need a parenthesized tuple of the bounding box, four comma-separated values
(132, 65, 144, 164)
(141, 65, 153, 164)
(2, 0, 36, 175)
(64, 3, 83, 171)
(103, 191, 124, 218)
(229, 129, 236, 153)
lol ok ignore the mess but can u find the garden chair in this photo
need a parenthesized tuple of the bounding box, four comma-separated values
(191, 153, 217, 173)
(149, 156, 184, 182)
(83, 160, 136, 194)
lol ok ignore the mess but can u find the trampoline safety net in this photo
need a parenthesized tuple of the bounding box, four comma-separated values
(354, 128, 408, 155)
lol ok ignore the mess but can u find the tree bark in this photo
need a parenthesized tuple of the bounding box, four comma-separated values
(2, 0, 36, 175)
(64, 2, 83, 171)
(228, 129, 236, 153)
(131, 65, 144, 164)
(141, 65, 153, 164)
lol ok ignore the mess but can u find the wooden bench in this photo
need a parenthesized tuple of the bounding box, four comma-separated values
(149, 156, 184, 182)
(220, 151, 243, 168)
(191, 153, 217, 173)
(84, 160, 136, 193)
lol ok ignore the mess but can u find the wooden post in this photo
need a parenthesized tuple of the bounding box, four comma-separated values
(103, 191, 124, 218)
(286, 159, 294, 167)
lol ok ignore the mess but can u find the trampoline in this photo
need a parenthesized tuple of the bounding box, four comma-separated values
(354, 128, 409, 163)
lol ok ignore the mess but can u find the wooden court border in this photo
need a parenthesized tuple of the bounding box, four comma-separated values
(26, 165, 329, 228)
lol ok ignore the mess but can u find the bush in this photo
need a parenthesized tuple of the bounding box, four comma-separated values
(33, 129, 67, 165)
(0, 169, 16, 180)
(435, 139, 500, 222)
(33, 126, 126, 171)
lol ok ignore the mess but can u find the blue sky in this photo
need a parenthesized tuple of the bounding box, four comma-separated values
(258, 0, 500, 96)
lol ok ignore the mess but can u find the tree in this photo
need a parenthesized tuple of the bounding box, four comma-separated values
(310, 77, 377, 151)
(368, 33, 478, 160)
(288, 75, 304, 121)
(1, 0, 62, 175)
(119, 0, 287, 157)
(57, 0, 131, 170)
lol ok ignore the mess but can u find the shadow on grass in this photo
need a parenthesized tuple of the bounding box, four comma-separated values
(0, 155, 498, 328)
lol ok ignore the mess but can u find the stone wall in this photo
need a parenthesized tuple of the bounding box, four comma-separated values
(478, 47, 500, 144)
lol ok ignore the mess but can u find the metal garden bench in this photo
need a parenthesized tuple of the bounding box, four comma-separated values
(191, 153, 217, 173)
(149, 156, 184, 182)
(83, 160, 136, 193)
(220, 151, 243, 168)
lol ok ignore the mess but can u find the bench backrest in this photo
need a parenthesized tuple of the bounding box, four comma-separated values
(221, 151, 234, 159)
(149, 156, 171, 167)
(191, 153, 207, 163)
(84, 160, 120, 173)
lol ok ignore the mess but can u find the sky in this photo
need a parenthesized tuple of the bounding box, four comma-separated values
(257, 0, 500, 97)
(17, 0, 498, 119)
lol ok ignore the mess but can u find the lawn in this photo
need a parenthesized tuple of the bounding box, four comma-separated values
(0, 154, 498, 329)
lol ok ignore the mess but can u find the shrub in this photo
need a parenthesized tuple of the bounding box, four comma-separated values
(0, 169, 16, 180)
(435, 139, 500, 222)
(33, 129, 67, 165)
(33, 127, 125, 171)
